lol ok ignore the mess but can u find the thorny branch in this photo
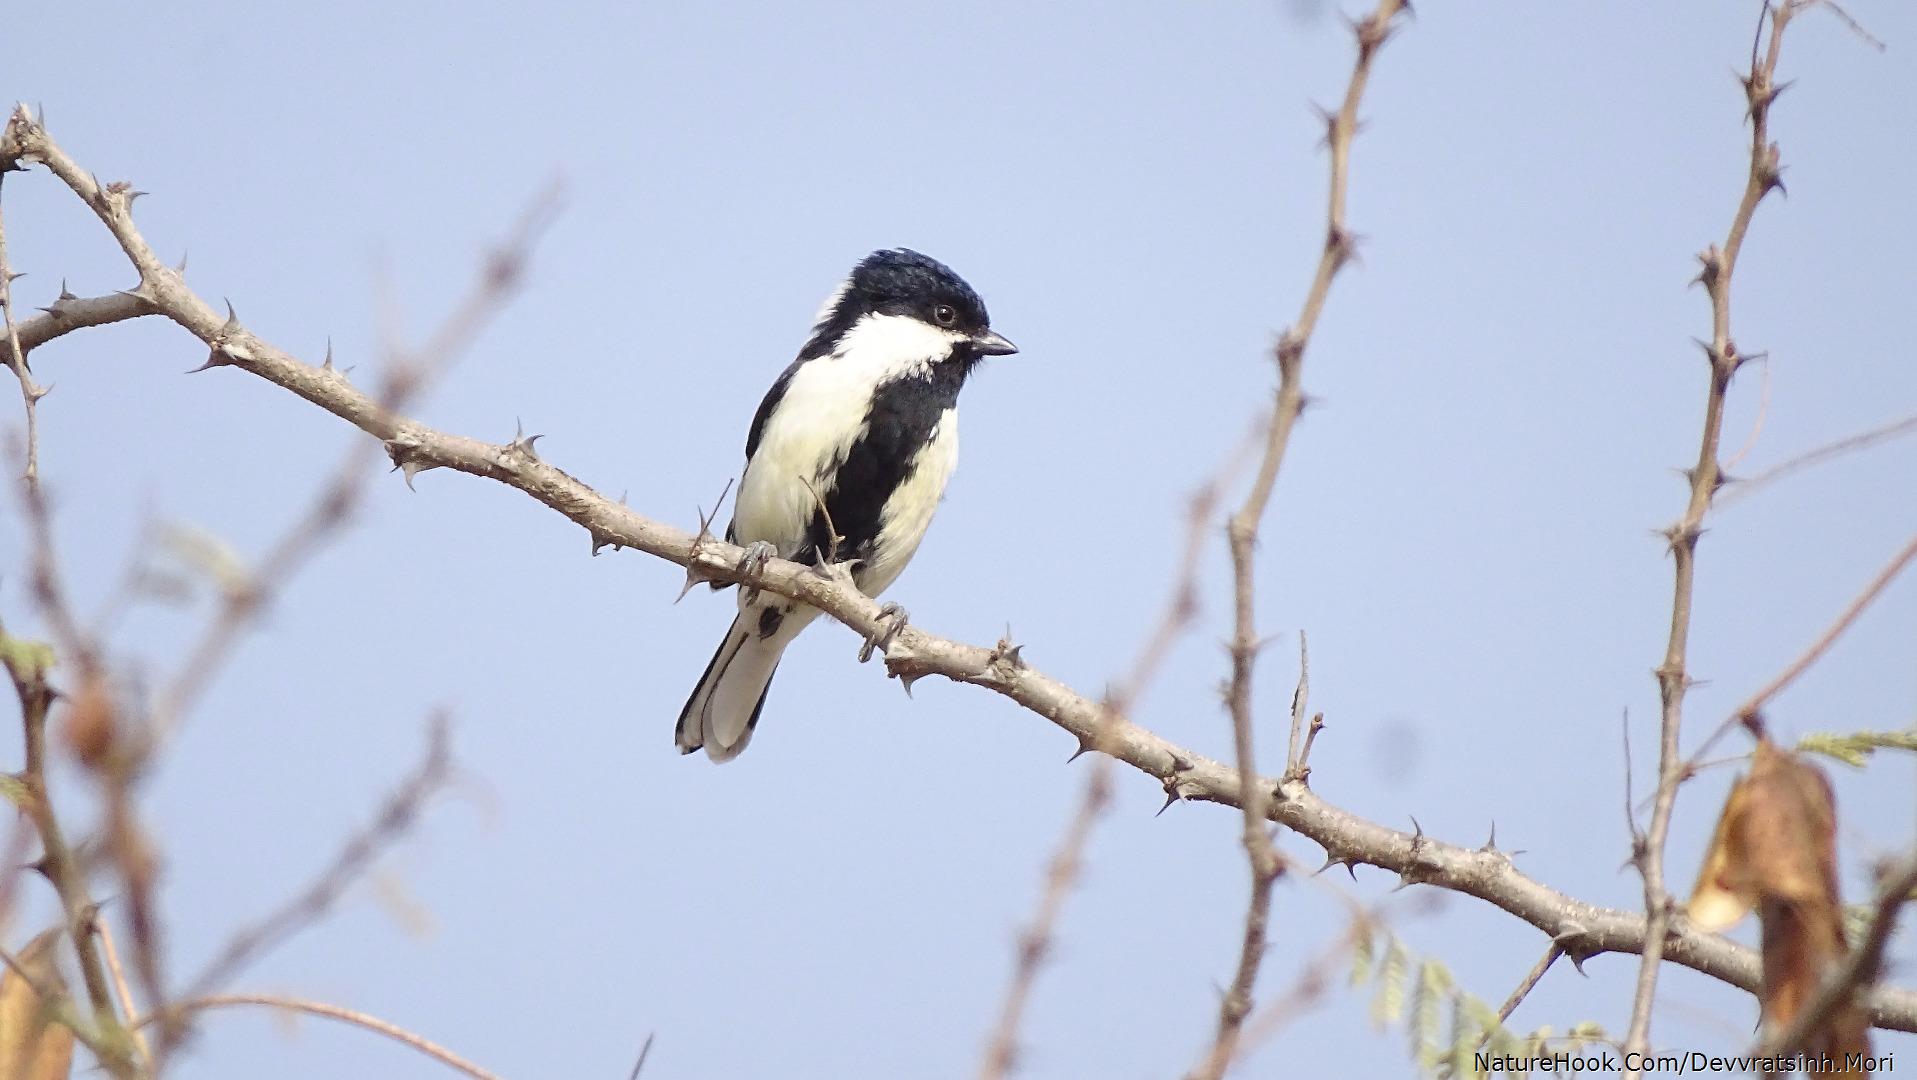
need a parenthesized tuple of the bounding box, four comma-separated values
(1195, 6, 1403, 1076)
(6, 17, 1917, 1060)
(1624, 2, 1805, 1065)
(7, 99, 1917, 1040)
(978, 424, 1238, 1079)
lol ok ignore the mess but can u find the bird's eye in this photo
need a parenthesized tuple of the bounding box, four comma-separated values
(932, 304, 957, 327)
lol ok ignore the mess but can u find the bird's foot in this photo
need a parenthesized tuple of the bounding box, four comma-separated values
(736, 540, 777, 604)
(858, 602, 909, 664)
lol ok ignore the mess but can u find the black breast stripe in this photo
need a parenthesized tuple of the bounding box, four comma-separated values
(810, 362, 967, 570)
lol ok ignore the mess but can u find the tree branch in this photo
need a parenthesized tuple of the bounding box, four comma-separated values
(1625, 2, 1802, 1065)
(14, 290, 156, 356)
(6, 97, 1917, 1038)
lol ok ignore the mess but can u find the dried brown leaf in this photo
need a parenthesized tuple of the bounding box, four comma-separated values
(1685, 740, 1869, 1064)
(0, 929, 76, 1080)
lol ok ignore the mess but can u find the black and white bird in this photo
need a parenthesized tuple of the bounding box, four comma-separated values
(675, 249, 1017, 761)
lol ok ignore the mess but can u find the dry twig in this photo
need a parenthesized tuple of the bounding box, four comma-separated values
(151, 993, 503, 1080)
(175, 716, 454, 1006)
(978, 434, 1241, 1078)
(1192, 5, 1405, 1077)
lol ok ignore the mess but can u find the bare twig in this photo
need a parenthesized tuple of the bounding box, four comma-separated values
(1284, 634, 1313, 780)
(8, 102, 1917, 1035)
(1495, 943, 1565, 1025)
(1718, 410, 1917, 512)
(1193, 7, 1405, 1078)
(1686, 530, 1917, 771)
(98, 919, 154, 1068)
(1234, 908, 1381, 1059)
(1625, 4, 1803, 1065)
(0, 152, 49, 483)
(978, 438, 1239, 1078)
(151, 993, 504, 1080)
(176, 715, 453, 1005)
(1720, 354, 1770, 474)
(975, 761, 1112, 1080)
(628, 1033, 655, 1080)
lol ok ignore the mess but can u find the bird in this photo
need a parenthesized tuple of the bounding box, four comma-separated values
(675, 248, 1017, 762)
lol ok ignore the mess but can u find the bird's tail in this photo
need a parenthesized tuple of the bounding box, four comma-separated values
(676, 602, 814, 762)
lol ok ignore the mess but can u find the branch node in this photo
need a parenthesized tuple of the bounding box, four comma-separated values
(383, 437, 439, 490)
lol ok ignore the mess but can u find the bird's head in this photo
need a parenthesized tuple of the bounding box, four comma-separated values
(805, 248, 1017, 366)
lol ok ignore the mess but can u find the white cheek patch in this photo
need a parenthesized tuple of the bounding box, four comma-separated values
(833, 313, 967, 373)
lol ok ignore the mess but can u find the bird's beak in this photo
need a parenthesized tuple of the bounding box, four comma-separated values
(971, 330, 1018, 356)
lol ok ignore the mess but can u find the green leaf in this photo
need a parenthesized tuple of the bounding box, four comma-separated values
(1350, 925, 1376, 987)
(0, 772, 26, 809)
(1371, 938, 1410, 1028)
(1797, 729, 1917, 768)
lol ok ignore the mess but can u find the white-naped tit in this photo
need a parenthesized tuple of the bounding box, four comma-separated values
(676, 249, 1017, 762)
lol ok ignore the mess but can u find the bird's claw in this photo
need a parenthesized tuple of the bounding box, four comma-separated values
(737, 540, 777, 604)
(859, 602, 909, 664)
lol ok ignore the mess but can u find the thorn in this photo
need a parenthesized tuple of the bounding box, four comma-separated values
(1481, 822, 1498, 853)
(1409, 815, 1425, 844)
(184, 351, 229, 374)
(1310, 102, 1337, 147)
(57, 279, 75, 301)
(1066, 727, 1102, 763)
(674, 561, 714, 602)
(589, 529, 623, 559)
(222, 299, 240, 328)
(3, 270, 23, 284)
(1156, 755, 1194, 816)
(506, 418, 543, 459)
(322, 338, 336, 372)
(176, 250, 188, 274)
(883, 656, 925, 697)
(384, 439, 437, 490)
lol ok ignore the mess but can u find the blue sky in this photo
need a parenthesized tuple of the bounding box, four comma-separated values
(7, 1, 1917, 1076)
